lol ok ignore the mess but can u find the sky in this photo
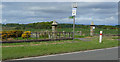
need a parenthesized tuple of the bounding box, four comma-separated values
(1, 0, 119, 2)
(1, 2, 119, 25)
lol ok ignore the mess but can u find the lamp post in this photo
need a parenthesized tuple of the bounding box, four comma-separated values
(72, 2, 77, 39)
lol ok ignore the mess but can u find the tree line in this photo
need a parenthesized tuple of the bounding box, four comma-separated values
(1, 21, 120, 30)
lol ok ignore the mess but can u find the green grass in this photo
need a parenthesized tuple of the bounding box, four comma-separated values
(74, 35, 86, 38)
(2, 40, 73, 46)
(112, 36, 119, 39)
(2, 36, 118, 60)
(74, 35, 93, 38)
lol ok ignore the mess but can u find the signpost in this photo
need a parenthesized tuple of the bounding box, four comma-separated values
(72, 8, 76, 16)
(99, 31, 103, 43)
(72, 2, 77, 39)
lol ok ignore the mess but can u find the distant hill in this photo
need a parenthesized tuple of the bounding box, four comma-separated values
(2, 21, 119, 30)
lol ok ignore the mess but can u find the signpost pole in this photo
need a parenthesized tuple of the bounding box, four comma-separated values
(72, 2, 77, 39)
(73, 16, 75, 39)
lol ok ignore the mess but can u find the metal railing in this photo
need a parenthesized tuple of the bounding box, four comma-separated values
(0, 32, 73, 43)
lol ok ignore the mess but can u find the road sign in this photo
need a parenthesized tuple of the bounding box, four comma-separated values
(69, 16, 74, 19)
(72, 8, 76, 16)
(93, 27, 95, 29)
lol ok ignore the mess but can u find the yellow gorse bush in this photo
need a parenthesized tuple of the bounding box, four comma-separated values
(22, 31, 31, 38)
(1, 30, 23, 39)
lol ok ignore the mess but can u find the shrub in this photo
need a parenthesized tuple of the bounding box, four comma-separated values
(22, 31, 31, 38)
(1, 30, 23, 39)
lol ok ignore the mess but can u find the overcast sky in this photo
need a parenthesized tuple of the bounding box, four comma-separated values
(2, 0, 119, 2)
(1, 2, 118, 25)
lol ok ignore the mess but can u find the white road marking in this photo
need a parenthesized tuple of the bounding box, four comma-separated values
(13, 47, 118, 60)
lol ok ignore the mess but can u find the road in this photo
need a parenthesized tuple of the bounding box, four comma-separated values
(14, 47, 118, 60)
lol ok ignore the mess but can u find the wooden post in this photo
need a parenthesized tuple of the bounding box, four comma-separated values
(80, 31, 82, 36)
(6, 33, 7, 41)
(59, 32, 60, 39)
(72, 32, 74, 38)
(69, 32, 70, 38)
(36, 32, 37, 40)
(39, 32, 40, 38)
(65, 32, 66, 39)
(63, 31, 65, 39)
(51, 32, 53, 39)
(44, 32, 46, 39)
(27, 33, 28, 40)
(0, 34, 1, 40)
(17, 33, 18, 40)
(48, 32, 50, 39)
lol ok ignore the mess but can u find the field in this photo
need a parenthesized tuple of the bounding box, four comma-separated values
(2, 36, 118, 60)
(24, 28, 118, 35)
(1, 26, 119, 60)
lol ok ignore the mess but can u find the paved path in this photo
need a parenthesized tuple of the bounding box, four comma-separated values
(14, 47, 118, 60)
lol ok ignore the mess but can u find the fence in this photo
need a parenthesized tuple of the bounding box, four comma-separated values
(0, 32, 73, 43)
(0, 29, 118, 43)
(75, 28, 118, 36)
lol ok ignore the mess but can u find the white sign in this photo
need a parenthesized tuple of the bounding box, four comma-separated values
(93, 27, 95, 29)
(72, 8, 76, 16)
(99, 31, 103, 43)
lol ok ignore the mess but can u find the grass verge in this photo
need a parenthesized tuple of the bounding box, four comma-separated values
(2, 36, 118, 60)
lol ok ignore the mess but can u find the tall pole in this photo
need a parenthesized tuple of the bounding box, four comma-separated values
(73, 16, 75, 39)
(72, 2, 77, 39)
